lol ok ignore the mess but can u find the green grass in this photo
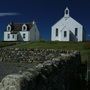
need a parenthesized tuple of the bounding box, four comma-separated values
(0, 41, 90, 63)
(0, 41, 20, 48)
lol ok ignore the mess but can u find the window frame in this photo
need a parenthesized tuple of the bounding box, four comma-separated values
(56, 28, 58, 37)
(8, 34, 10, 39)
(75, 28, 78, 36)
(12, 34, 14, 39)
(23, 33, 26, 39)
(7, 25, 11, 31)
(64, 31, 67, 37)
(22, 24, 27, 31)
(8, 27, 10, 31)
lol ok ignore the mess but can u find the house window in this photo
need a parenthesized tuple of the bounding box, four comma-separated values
(56, 28, 58, 37)
(8, 34, 10, 39)
(7, 25, 11, 31)
(75, 28, 78, 36)
(64, 31, 67, 37)
(23, 26, 26, 30)
(8, 27, 10, 31)
(23, 33, 25, 39)
(22, 24, 27, 31)
(12, 35, 14, 38)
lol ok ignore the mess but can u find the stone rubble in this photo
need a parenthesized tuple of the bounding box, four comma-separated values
(0, 50, 81, 90)
(0, 48, 79, 63)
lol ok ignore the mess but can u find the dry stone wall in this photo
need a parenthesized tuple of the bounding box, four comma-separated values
(0, 49, 82, 90)
(0, 48, 77, 63)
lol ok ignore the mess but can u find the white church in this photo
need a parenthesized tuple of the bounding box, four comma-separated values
(4, 21, 40, 41)
(51, 7, 85, 42)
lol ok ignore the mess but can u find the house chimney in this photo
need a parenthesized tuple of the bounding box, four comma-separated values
(32, 21, 35, 24)
(10, 21, 13, 25)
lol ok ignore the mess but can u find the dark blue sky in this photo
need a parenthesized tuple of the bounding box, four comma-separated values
(0, 0, 90, 40)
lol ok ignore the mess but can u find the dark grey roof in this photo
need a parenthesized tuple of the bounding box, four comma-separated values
(9, 22, 33, 34)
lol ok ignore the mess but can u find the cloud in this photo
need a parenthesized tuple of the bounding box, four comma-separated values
(0, 13, 20, 17)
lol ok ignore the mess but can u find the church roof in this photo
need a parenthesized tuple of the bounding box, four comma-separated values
(52, 7, 82, 28)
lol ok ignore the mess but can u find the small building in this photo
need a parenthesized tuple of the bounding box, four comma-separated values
(4, 21, 40, 41)
(51, 7, 85, 42)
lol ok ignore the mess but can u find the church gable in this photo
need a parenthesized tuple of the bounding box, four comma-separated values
(52, 18, 66, 29)
(52, 7, 82, 30)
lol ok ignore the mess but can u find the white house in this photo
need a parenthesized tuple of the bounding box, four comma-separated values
(4, 21, 40, 41)
(51, 7, 85, 42)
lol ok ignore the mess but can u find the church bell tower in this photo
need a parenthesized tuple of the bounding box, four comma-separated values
(64, 7, 70, 18)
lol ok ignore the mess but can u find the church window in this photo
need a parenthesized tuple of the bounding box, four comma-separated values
(56, 28, 58, 36)
(75, 28, 78, 36)
(64, 31, 67, 37)
(8, 34, 10, 39)
(23, 33, 26, 39)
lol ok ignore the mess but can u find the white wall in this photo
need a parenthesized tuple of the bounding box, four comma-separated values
(4, 32, 17, 41)
(19, 31, 30, 41)
(66, 17, 83, 41)
(51, 27, 61, 41)
(61, 28, 70, 41)
(51, 17, 83, 42)
(51, 18, 68, 41)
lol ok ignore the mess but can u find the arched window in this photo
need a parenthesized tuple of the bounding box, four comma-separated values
(22, 24, 27, 31)
(23, 26, 26, 30)
(8, 34, 10, 39)
(7, 25, 11, 31)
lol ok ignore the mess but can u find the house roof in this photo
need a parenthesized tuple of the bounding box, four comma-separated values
(9, 22, 33, 34)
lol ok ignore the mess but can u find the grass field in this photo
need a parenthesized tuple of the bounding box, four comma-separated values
(0, 41, 90, 63)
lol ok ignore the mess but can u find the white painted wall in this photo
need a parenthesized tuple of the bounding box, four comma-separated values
(51, 27, 61, 41)
(61, 28, 70, 41)
(4, 32, 17, 41)
(51, 18, 67, 41)
(51, 7, 84, 42)
(51, 17, 83, 42)
(19, 31, 30, 41)
(66, 17, 83, 41)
